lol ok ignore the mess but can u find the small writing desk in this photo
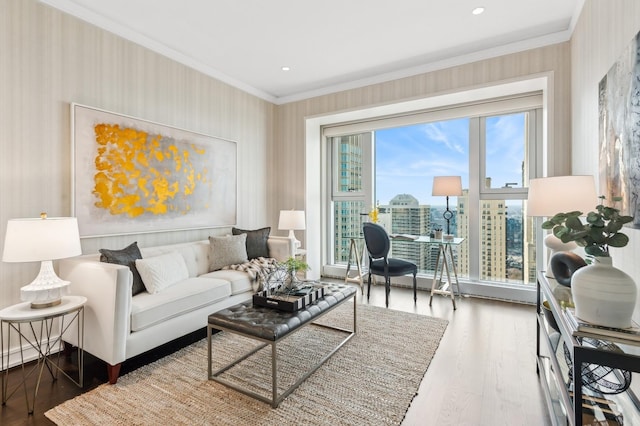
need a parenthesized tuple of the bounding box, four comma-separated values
(345, 235, 464, 308)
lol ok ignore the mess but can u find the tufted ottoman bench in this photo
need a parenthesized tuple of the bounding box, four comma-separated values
(207, 283, 357, 407)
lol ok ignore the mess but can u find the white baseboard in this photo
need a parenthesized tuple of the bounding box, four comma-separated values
(1, 333, 63, 371)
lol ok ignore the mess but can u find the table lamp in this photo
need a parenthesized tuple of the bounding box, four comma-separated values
(278, 210, 305, 249)
(432, 176, 463, 237)
(527, 175, 598, 278)
(2, 213, 82, 308)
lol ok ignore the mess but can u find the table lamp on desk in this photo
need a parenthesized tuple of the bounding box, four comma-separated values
(432, 176, 462, 240)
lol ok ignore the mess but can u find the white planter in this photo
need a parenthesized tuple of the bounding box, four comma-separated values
(571, 256, 637, 328)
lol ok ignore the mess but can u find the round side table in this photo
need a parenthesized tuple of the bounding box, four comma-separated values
(0, 295, 86, 415)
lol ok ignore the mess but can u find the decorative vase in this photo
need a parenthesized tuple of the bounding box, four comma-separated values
(571, 257, 637, 328)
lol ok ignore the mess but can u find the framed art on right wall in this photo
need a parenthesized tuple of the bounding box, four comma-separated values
(598, 29, 640, 228)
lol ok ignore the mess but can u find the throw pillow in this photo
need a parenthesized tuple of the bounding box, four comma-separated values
(232, 226, 270, 259)
(208, 234, 248, 271)
(99, 242, 145, 296)
(135, 252, 189, 294)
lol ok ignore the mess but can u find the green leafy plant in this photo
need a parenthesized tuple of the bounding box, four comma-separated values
(541, 196, 633, 257)
(281, 257, 310, 274)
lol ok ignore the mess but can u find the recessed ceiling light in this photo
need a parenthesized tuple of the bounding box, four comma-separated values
(281, 66, 291, 71)
(472, 7, 485, 15)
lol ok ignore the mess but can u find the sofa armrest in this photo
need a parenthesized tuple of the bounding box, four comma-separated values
(267, 236, 296, 261)
(58, 258, 132, 366)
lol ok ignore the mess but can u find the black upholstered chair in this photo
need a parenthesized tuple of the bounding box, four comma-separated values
(362, 222, 418, 307)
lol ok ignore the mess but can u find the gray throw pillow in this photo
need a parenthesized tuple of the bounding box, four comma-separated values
(208, 234, 248, 271)
(99, 242, 146, 296)
(232, 227, 270, 259)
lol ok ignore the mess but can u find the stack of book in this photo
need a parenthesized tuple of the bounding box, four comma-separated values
(564, 308, 640, 343)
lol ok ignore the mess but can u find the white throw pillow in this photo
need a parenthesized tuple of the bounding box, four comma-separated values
(135, 252, 189, 294)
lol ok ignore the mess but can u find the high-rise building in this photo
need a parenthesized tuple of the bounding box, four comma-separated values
(379, 194, 434, 272)
(457, 190, 507, 281)
(333, 135, 366, 264)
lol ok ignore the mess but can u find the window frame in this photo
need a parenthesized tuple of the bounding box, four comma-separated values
(324, 94, 543, 290)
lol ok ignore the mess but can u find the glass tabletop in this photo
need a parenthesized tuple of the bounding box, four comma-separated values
(345, 234, 465, 245)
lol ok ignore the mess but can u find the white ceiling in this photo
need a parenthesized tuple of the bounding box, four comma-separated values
(40, 0, 583, 104)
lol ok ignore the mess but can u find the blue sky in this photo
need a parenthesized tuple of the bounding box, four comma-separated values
(375, 114, 525, 205)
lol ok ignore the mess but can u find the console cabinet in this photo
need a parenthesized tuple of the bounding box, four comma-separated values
(536, 272, 640, 426)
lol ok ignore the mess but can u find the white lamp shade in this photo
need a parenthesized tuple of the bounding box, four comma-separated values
(3, 216, 82, 262)
(432, 176, 463, 196)
(527, 175, 598, 217)
(278, 210, 306, 230)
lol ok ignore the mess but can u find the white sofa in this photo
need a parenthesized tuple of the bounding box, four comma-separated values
(58, 236, 295, 383)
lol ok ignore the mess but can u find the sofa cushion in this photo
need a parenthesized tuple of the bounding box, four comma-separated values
(173, 243, 210, 278)
(208, 234, 248, 271)
(141, 241, 209, 278)
(232, 227, 270, 259)
(130, 277, 231, 332)
(200, 269, 253, 295)
(135, 252, 189, 294)
(99, 242, 146, 296)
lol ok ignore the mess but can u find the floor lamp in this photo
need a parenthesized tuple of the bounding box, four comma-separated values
(432, 176, 463, 237)
(527, 175, 598, 278)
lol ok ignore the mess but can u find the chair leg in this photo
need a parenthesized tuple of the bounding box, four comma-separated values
(413, 272, 417, 303)
(367, 273, 372, 300)
(385, 276, 390, 307)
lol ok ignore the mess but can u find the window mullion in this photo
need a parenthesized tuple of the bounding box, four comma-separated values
(468, 117, 481, 281)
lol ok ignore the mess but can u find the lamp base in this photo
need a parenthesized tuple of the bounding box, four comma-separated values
(30, 299, 63, 309)
(287, 229, 301, 249)
(20, 260, 71, 309)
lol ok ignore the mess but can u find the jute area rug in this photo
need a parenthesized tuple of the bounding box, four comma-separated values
(46, 303, 448, 426)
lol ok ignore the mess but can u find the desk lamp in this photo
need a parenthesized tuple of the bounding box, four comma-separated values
(432, 176, 463, 237)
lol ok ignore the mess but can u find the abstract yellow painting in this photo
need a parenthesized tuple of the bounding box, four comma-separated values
(72, 104, 236, 237)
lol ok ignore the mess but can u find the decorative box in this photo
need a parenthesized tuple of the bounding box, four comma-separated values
(253, 283, 325, 312)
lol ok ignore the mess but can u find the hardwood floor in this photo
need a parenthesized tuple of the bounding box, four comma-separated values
(0, 283, 550, 426)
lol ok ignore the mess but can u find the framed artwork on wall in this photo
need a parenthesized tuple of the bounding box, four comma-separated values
(598, 29, 640, 228)
(72, 103, 237, 237)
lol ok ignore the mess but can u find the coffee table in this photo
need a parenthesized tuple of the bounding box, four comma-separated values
(207, 283, 357, 408)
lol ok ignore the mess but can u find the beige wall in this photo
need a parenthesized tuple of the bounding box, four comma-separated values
(571, 0, 640, 318)
(0, 0, 275, 307)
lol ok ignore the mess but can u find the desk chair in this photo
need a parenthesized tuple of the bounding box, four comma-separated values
(362, 222, 418, 307)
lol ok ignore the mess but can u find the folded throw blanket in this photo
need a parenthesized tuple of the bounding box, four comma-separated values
(222, 257, 280, 291)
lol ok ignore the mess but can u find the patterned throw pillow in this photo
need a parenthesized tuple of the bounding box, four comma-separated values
(135, 252, 189, 294)
(232, 227, 270, 259)
(208, 234, 248, 271)
(99, 242, 146, 296)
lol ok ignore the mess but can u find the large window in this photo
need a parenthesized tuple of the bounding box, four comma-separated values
(326, 94, 541, 290)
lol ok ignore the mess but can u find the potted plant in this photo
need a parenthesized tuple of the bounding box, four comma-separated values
(541, 196, 636, 328)
(281, 256, 310, 288)
(541, 196, 633, 257)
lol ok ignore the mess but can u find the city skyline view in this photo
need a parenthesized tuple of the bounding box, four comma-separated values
(374, 114, 526, 205)
(332, 109, 537, 288)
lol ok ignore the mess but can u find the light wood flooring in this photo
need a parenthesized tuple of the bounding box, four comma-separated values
(367, 284, 552, 426)
(0, 282, 551, 426)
